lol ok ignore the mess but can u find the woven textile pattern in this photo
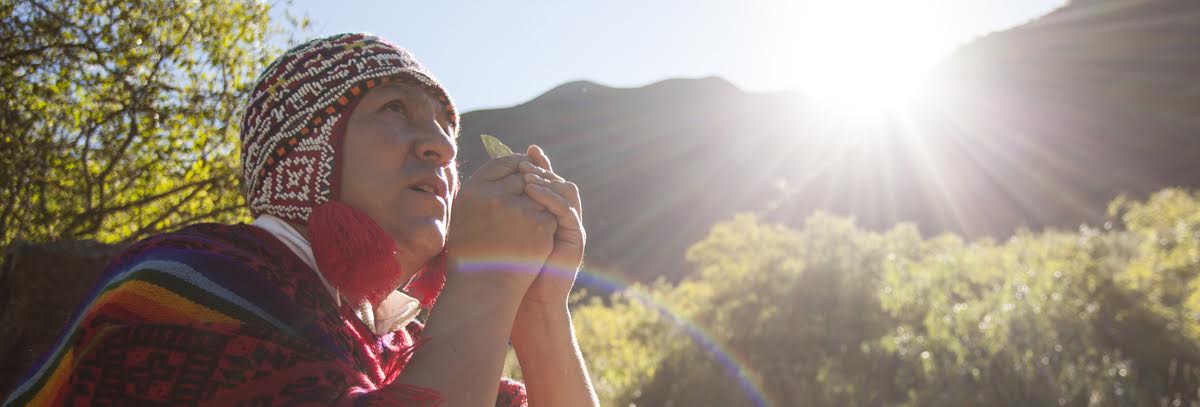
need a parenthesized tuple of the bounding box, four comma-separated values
(239, 33, 458, 223)
(2, 223, 525, 406)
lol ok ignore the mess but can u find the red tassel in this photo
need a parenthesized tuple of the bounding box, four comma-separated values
(405, 250, 447, 309)
(308, 200, 404, 307)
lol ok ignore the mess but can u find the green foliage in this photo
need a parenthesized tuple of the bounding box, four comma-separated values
(574, 189, 1200, 406)
(0, 0, 303, 246)
(481, 134, 515, 158)
(573, 289, 673, 406)
(8, 4, 1200, 404)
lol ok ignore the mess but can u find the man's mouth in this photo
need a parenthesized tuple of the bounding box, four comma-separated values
(407, 176, 448, 200)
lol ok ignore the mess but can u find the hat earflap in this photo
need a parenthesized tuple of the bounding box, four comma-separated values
(309, 200, 405, 307)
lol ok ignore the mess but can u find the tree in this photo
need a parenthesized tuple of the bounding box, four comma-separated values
(0, 0, 302, 247)
(574, 189, 1200, 406)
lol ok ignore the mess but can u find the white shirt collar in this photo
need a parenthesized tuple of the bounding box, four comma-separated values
(250, 214, 421, 335)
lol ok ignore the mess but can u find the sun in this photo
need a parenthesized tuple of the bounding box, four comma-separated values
(779, 1, 961, 119)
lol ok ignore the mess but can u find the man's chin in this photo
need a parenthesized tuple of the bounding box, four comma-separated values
(394, 219, 448, 257)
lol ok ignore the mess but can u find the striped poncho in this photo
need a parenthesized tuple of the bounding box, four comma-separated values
(3, 223, 527, 406)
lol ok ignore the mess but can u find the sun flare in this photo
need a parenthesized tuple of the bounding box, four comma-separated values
(778, 1, 962, 118)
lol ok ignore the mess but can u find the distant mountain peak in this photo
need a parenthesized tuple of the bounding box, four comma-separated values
(532, 80, 612, 103)
(459, 1, 1200, 282)
(525, 76, 743, 108)
(643, 76, 741, 92)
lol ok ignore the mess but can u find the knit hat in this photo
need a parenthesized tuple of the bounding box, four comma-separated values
(239, 33, 455, 308)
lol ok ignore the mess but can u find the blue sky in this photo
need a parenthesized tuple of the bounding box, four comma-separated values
(285, 0, 1066, 112)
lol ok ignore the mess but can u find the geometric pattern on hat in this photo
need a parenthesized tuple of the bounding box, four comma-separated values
(239, 33, 458, 223)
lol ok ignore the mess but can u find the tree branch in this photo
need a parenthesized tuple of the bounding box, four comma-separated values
(65, 177, 217, 236)
(79, 105, 129, 214)
(124, 182, 206, 241)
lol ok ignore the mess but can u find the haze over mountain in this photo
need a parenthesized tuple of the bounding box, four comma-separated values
(457, 0, 1200, 283)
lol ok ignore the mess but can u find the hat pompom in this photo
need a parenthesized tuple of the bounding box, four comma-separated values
(309, 200, 404, 307)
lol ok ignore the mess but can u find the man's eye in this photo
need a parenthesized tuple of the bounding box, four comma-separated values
(383, 100, 408, 115)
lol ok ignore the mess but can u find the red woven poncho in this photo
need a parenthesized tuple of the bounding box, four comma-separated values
(3, 223, 526, 406)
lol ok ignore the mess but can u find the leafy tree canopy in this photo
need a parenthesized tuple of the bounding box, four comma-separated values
(574, 189, 1200, 407)
(0, 0, 304, 247)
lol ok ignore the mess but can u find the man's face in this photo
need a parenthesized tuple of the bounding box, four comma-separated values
(339, 81, 458, 265)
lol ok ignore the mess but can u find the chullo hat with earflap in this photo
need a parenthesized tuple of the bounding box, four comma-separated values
(239, 33, 456, 309)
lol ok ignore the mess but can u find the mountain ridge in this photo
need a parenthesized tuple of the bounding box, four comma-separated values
(457, 0, 1200, 282)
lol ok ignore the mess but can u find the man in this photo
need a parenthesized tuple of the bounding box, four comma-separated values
(5, 33, 597, 406)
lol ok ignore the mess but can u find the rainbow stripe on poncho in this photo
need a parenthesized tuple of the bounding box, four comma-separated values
(3, 223, 525, 406)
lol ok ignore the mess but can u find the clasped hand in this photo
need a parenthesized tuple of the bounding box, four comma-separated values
(446, 145, 584, 307)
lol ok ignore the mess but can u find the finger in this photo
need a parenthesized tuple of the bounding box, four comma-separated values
(497, 172, 528, 195)
(523, 172, 549, 187)
(524, 183, 581, 230)
(527, 144, 554, 173)
(472, 153, 531, 181)
(524, 174, 581, 215)
(550, 180, 582, 216)
(514, 192, 549, 213)
(518, 161, 564, 182)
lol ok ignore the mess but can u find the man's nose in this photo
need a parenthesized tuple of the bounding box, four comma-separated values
(415, 129, 457, 166)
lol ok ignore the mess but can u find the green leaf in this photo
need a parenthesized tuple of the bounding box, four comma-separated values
(480, 133, 514, 159)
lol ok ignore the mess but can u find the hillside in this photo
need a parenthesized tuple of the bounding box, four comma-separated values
(457, 0, 1200, 282)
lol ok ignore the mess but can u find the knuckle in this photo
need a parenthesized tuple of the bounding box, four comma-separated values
(507, 175, 527, 191)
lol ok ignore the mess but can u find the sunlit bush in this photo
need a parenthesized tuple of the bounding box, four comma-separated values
(575, 188, 1200, 406)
